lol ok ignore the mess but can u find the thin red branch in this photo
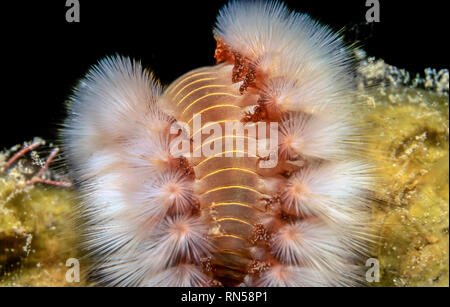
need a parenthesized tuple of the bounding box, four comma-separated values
(26, 178, 72, 188)
(1, 140, 72, 188)
(35, 148, 59, 179)
(25, 147, 72, 188)
(3, 141, 42, 170)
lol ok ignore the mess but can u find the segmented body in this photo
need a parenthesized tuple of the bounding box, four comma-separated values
(162, 65, 273, 285)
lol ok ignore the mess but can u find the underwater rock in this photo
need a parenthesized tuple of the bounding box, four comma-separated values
(357, 53, 449, 287)
(0, 140, 83, 286)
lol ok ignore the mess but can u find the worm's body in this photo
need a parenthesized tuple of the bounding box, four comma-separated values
(163, 65, 270, 285)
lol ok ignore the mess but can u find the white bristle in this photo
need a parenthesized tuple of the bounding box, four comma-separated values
(250, 265, 329, 287)
(96, 215, 211, 286)
(129, 170, 195, 223)
(122, 131, 173, 177)
(280, 161, 373, 227)
(63, 56, 209, 286)
(64, 56, 165, 174)
(214, 0, 355, 113)
(252, 263, 362, 287)
(271, 219, 355, 271)
(142, 264, 210, 287)
(279, 112, 358, 161)
(143, 215, 212, 268)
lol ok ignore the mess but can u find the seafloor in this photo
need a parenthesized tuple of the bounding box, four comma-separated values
(0, 53, 448, 287)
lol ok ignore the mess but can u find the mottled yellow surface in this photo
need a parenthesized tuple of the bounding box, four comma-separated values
(0, 143, 84, 287)
(358, 56, 449, 287)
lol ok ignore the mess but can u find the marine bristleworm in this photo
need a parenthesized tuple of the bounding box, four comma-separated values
(63, 0, 374, 287)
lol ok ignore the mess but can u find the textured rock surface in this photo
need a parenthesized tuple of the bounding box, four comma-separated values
(357, 53, 449, 287)
(0, 141, 83, 286)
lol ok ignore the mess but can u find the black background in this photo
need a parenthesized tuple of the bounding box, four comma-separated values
(1, 0, 447, 149)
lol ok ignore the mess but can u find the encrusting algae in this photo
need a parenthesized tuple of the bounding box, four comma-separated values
(356, 51, 449, 287)
(0, 139, 83, 286)
(0, 53, 448, 287)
